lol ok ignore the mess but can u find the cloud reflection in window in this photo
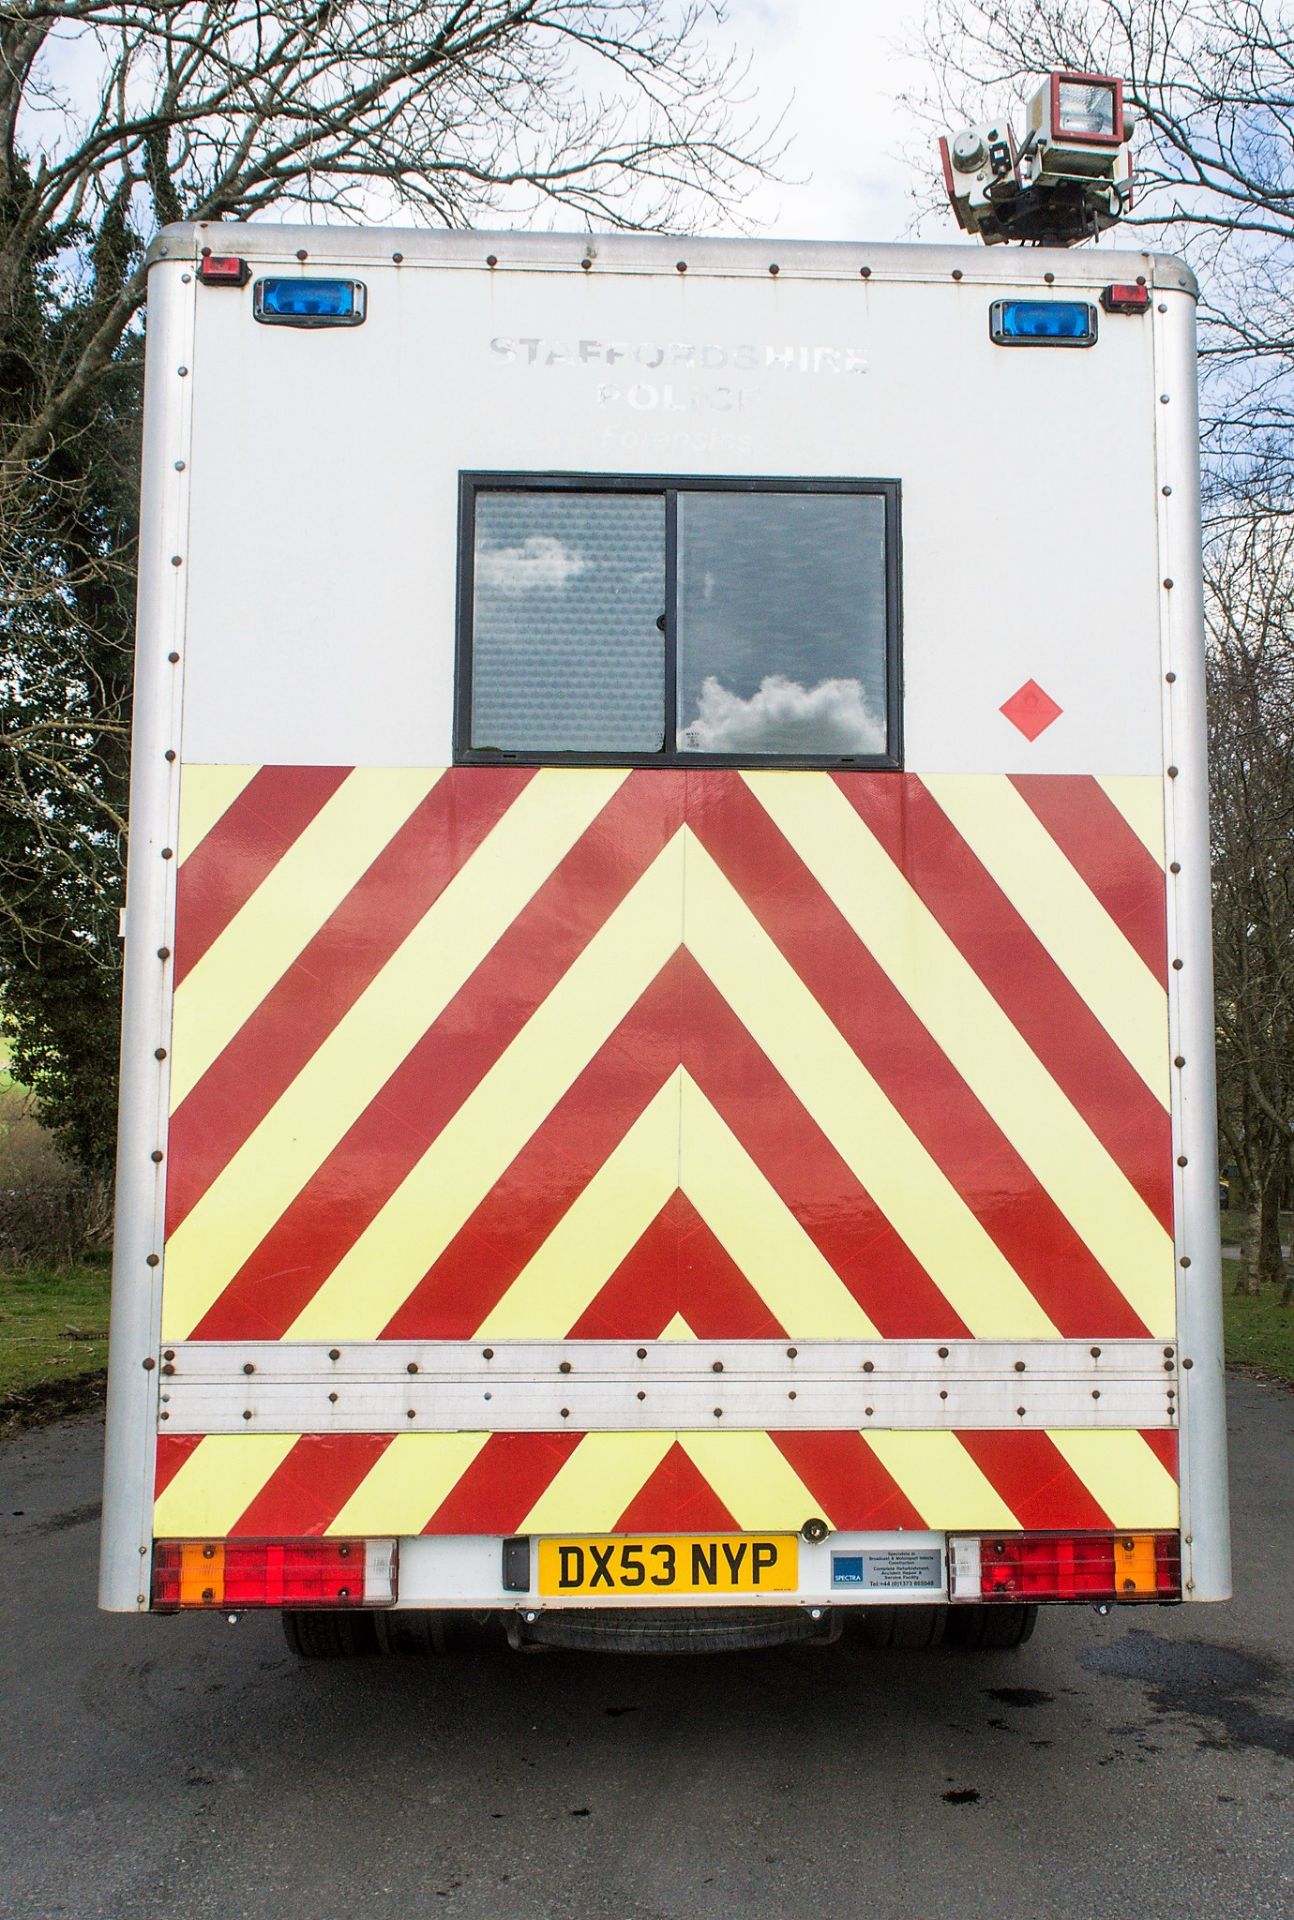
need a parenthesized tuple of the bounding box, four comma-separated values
(680, 673, 886, 755)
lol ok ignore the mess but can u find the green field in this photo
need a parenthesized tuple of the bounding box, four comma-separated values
(0, 1258, 111, 1416)
(1221, 1258, 1294, 1385)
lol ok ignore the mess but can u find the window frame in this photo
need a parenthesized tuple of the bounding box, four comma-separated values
(454, 471, 903, 770)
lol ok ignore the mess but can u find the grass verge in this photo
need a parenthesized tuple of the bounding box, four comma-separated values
(1221, 1257, 1294, 1387)
(0, 1256, 111, 1431)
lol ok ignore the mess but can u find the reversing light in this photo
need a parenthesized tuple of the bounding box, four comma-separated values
(197, 254, 250, 287)
(151, 1538, 397, 1609)
(990, 299, 1097, 347)
(253, 277, 367, 328)
(949, 1532, 1181, 1603)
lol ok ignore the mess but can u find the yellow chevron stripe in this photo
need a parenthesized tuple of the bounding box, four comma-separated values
(161, 770, 627, 1339)
(476, 1075, 681, 1339)
(684, 834, 1057, 1341)
(680, 1075, 880, 1339)
(1047, 1430, 1179, 1528)
(148, 1427, 1177, 1540)
(923, 775, 1169, 1093)
(287, 831, 686, 1340)
(864, 1432, 1020, 1531)
(747, 779, 1175, 1336)
(521, 1433, 675, 1533)
(176, 764, 259, 865)
(170, 769, 440, 1110)
(327, 1434, 489, 1536)
(679, 1432, 820, 1530)
(1097, 775, 1166, 865)
(477, 1071, 881, 1342)
(659, 1314, 696, 1341)
(154, 1433, 297, 1537)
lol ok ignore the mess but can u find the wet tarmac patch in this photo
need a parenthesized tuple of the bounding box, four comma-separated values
(984, 1686, 1054, 1708)
(942, 1788, 980, 1805)
(1081, 1631, 1294, 1761)
(36, 1499, 101, 1533)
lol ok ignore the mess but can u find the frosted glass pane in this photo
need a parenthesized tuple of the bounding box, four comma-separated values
(677, 492, 888, 757)
(471, 492, 666, 752)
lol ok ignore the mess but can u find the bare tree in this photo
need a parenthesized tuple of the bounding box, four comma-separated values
(1206, 507, 1294, 1302)
(907, 0, 1294, 1313)
(0, 1, 778, 1170)
(904, 0, 1294, 489)
(3, 2, 777, 465)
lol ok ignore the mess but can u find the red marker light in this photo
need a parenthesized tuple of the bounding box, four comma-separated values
(197, 255, 250, 287)
(1102, 282, 1151, 315)
(151, 1538, 397, 1608)
(950, 1531, 1182, 1603)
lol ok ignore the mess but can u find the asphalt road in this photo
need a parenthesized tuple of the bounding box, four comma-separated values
(2, 1377, 1291, 1920)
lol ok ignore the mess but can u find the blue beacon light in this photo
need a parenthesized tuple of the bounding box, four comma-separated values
(253, 278, 367, 327)
(990, 299, 1097, 346)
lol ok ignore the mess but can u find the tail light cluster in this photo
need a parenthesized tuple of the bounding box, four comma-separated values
(152, 1539, 397, 1610)
(950, 1532, 1181, 1603)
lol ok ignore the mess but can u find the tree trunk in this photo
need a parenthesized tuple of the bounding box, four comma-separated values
(1258, 1165, 1285, 1286)
(1234, 1178, 1262, 1295)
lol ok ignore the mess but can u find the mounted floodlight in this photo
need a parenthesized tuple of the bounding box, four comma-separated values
(939, 70, 1138, 246)
(1040, 72, 1124, 146)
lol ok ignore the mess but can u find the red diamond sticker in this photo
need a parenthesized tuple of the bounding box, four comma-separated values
(1000, 679, 1062, 741)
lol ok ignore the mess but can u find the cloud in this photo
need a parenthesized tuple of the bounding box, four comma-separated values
(682, 673, 885, 755)
(476, 535, 588, 595)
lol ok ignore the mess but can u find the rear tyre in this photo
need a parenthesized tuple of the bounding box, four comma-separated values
(373, 1610, 503, 1654)
(281, 1609, 378, 1659)
(853, 1606, 946, 1649)
(944, 1604, 1038, 1651)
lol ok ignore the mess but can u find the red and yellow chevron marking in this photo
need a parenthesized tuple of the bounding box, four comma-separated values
(164, 767, 1172, 1343)
(158, 764, 1176, 1536)
(153, 1427, 1180, 1539)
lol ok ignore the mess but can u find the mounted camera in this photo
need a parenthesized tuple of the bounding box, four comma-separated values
(939, 71, 1139, 246)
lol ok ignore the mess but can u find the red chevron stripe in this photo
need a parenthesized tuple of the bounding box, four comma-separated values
(568, 1193, 784, 1339)
(230, 1433, 392, 1538)
(614, 1445, 739, 1533)
(167, 766, 534, 1234)
(174, 766, 348, 988)
(956, 1431, 1113, 1529)
(1010, 775, 1168, 983)
(840, 774, 1174, 1234)
(674, 957, 968, 1339)
(1140, 1428, 1179, 1478)
(771, 1432, 925, 1530)
(155, 1429, 1172, 1538)
(423, 1432, 582, 1535)
(383, 985, 675, 1341)
(385, 951, 962, 1343)
(154, 1432, 204, 1499)
(189, 775, 683, 1339)
(696, 775, 1149, 1338)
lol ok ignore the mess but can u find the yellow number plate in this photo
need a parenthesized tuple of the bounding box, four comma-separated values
(537, 1535, 798, 1597)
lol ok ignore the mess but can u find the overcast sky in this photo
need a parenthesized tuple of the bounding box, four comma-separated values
(708, 0, 960, 244)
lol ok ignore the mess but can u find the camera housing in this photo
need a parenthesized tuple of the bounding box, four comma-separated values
(940, 71, 1136, 247)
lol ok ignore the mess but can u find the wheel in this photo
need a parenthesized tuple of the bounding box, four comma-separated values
(373, 1609, 504, 1654)
(944, 1604, 1038, 1650)
(281, 1609, 378, 1658)
(853, 1606, 946, 1649)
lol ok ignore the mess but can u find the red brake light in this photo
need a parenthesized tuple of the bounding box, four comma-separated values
(1101, 282, 1150, 315)
(151, 1538, 396, 1609)
(952, 1532, 1181, 1602)
(197, 254, 250, 287)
